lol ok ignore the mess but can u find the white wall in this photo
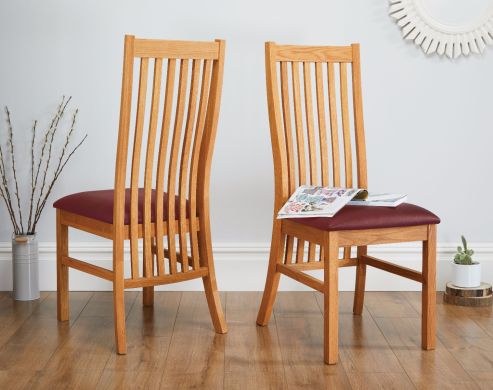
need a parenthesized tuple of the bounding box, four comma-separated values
(0, 1, 492, 290)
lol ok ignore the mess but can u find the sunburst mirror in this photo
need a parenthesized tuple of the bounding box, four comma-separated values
(389, 0, 493, 58)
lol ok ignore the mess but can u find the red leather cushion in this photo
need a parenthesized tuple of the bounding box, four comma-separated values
(53, 189, 187, 225)
(288, 203, 440, 231)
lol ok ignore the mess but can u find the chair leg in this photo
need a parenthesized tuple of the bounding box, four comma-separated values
(353, 246, 367, 315)
(256, 223, 285, 326)
(56, 210, 69, 321)
(113, 238, 127, 354)
(422, 224, 436, 350)
(199, 230, 227, 334)
(143, 287, 154, 307)
(324, 232, 339, 365)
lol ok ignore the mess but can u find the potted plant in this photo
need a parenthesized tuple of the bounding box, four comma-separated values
(452, 235, 481, 288)
(0, 96, 86, 300)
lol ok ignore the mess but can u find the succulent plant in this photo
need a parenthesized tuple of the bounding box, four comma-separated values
(454, 235, 474, 265)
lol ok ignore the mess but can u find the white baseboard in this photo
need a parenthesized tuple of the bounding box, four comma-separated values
(0, 242, 492, 291)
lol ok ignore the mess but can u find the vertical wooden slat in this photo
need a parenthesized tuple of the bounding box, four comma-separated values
(189, 60, 212, 270)
(339, 62, 353, 188)
(295, 240, 305, 264)
(291, 62, 306, 264)
(315, 63, 329, 262)
(178, 60, 201, 272)
(280, 62, 296, 193)
(302, 62, 317, 185)
(129, 58, 149, 279)
(155, 59, 176, 276)
(166, 59, 189, 274)
(142, 58, 162, 281)
(291, 62, 306, 185)
(327, 62, 341, 187)
(351, 43, 368, 189)
(315, 62, 329, 187)
(302, 62, 317, 262)
(280, 62, 295, 264)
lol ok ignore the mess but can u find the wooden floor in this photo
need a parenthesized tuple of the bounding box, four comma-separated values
(0, 291, 492, 389)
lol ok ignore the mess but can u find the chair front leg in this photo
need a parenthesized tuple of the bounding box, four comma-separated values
(422, 224, 437, 350)
(256, 221, 285, 326)
(113, 237, 127, 354)
(353, 246, 367, 315)
(56, 210, 69, 321)
(324, 231, 339, 364)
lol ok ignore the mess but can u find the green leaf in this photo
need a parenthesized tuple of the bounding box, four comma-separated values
(461, 235, 467, 251)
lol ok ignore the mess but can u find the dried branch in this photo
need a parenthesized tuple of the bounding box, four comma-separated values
(5, 107, 24, 233)
(31, 133, 87, 233)
(33, 96, 71, 226)
(32, 107, 78, 230)
(0, 97, 86, 235)
(0, 129, 21, 234)
(26, 120, 37, 232)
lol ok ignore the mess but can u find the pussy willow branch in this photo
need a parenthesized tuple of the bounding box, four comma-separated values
(31, 108, 81, 231)
(26, 120, 37, 233)
(0, 97, 86, 235)
(0, 132, 21, 234)
(31, 132, 87, 233)
(0, 148, 20, 234)
(33, 96, 71, 226)
(32, 97, 65, 200)
(28, 97, 66, 233)
(5, 107, 24, 233)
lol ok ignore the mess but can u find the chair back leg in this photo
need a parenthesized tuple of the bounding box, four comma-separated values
(113, 237, 127, 354)
(324, 232, 339, 364)
(256, 223, 285, 326)
(353, 245, 367, 315)
(199, 228, 227, 333)
(56, 209, 69, 321)
(422, 224, 437, 350)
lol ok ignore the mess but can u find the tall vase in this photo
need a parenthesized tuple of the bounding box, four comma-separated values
(12, 234, 40, 301)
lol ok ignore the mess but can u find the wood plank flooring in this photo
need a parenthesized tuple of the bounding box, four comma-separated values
(0, 291, 491, 389)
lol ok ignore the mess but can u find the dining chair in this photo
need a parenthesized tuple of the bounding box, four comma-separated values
(53, 35, 227, 354)
(257, 42, 440, 364)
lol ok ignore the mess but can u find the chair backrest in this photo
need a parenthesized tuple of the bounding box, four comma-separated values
(114, 35, 225, 279)
(265, 42, 367, 213)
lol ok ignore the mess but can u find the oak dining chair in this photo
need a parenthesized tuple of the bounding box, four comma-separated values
(257, 42, 440, 364)
(53, 35, 227, 354)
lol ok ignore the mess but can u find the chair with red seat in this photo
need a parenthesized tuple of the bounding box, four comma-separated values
(54, 35, 227, 354)
(256, 42, 440, 364)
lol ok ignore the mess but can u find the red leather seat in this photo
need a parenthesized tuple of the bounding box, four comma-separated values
(53, 189, 187, 225)
(288, 203, 440, 231)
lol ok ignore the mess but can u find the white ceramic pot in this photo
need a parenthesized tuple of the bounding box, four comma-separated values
(452, 262, 481, 288)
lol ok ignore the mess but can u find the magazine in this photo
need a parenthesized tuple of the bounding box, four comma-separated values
(277, 186, 367, 219)
(349, 193, 407, 207)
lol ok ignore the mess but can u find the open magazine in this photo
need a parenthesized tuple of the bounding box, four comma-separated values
(349, 193, 407, 207)
(277, 186, 368, 219)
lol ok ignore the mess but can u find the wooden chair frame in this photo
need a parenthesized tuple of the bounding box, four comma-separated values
(256, 42, 436, 364)
(56, 35, 227, 354)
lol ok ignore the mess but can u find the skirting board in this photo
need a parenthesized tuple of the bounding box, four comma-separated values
(0, 242, 492, 291)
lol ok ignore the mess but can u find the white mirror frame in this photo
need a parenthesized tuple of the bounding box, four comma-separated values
(389, 0, 493, 58)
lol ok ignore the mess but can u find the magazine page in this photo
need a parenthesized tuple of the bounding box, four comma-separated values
(277, 186, 362, 219)
(349, 193, 407, 207)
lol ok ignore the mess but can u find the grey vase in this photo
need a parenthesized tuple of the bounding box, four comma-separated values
(12, 234, 40, 301)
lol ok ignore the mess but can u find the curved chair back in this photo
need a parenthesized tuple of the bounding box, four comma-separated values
(265, 43, 367, 211)
(114, 35, 225, 279)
